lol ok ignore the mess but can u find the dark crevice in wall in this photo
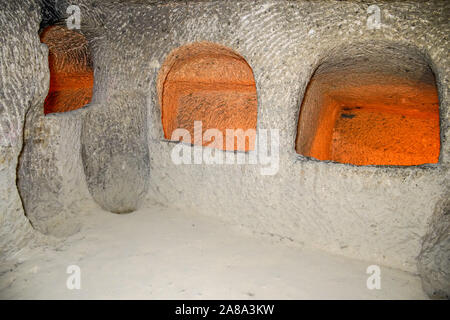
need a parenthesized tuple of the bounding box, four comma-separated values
(39, 0, 65, 32)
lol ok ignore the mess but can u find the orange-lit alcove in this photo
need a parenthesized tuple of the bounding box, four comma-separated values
(40, 25, 93, 114)
(296, 44, 440, 166)
(157, 42, 257, 151)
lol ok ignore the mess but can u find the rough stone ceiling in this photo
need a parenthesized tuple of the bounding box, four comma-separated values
(40, 25, 92, 72)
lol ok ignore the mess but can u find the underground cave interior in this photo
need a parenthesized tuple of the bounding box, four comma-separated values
(42, 27, 441, 166)
(2, 0, 448, 300)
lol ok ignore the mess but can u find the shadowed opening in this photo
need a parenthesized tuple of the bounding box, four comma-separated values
(40, 25, 93, 114)
(158, 42, 257, 151)
(296, 43, 440, 166)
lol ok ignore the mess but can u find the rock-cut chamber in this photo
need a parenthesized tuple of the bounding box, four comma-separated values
(296, 43, 440, 166)
(158, 42, 258, 151)
(40, 25, 93, 114)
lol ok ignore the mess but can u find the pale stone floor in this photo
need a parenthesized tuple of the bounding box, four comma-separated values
(0, 205, 427, 299)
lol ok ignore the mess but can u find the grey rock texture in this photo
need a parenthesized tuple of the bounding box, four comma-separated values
(81, 92, 149, 213)
(0, 0, 49, 259)
(418, 196, 450, 299)
(13, 2, 93, 238)
(0, 0, 448, 298)
(17, 108, 90, 236)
